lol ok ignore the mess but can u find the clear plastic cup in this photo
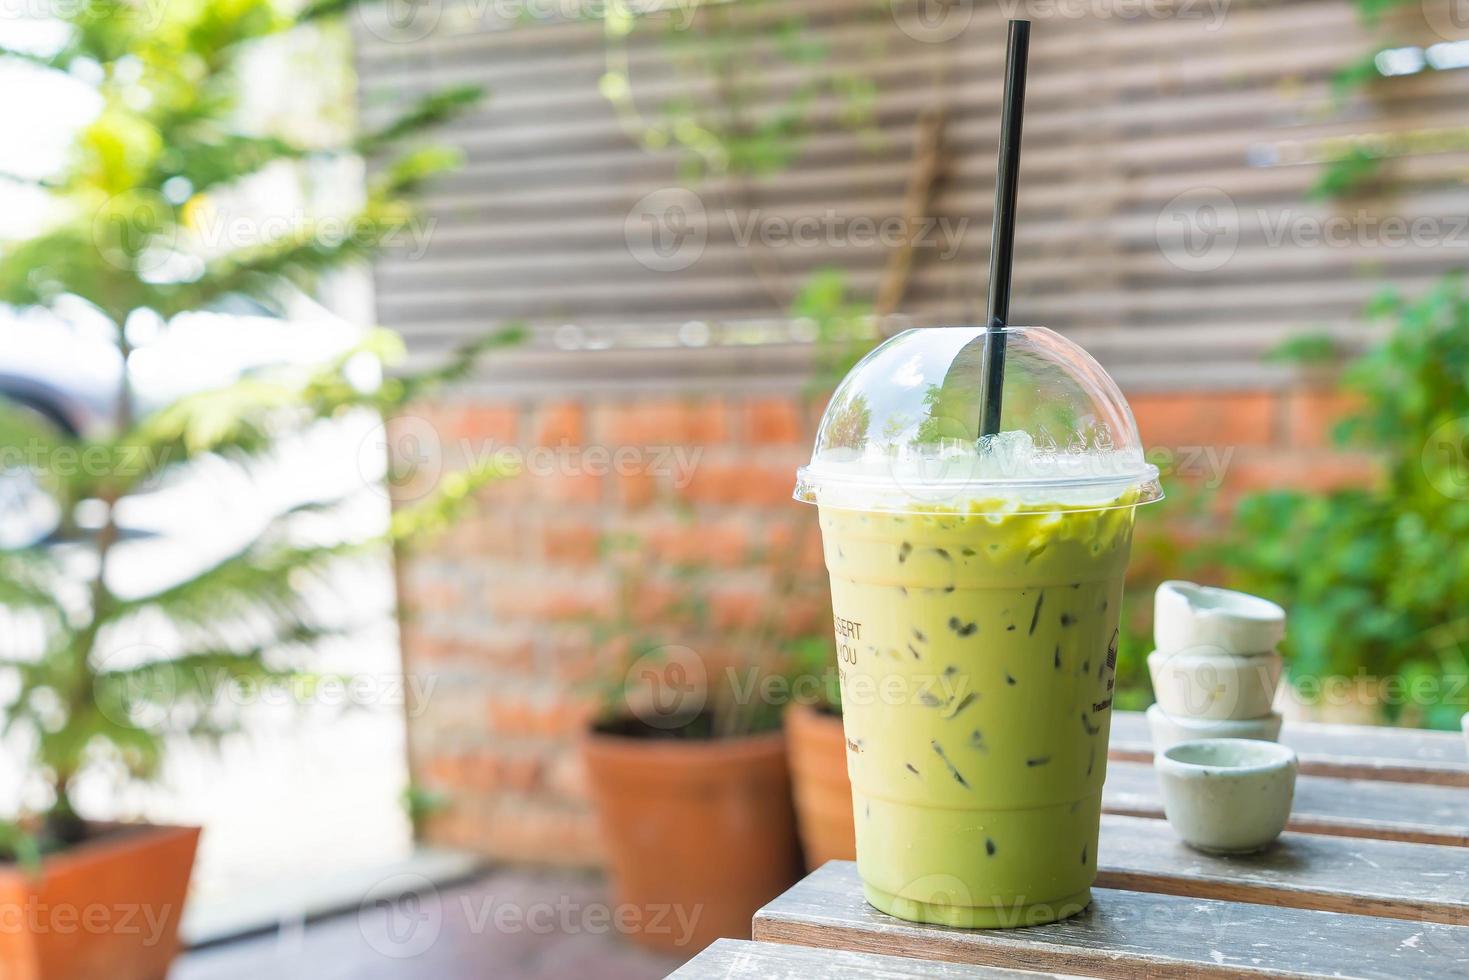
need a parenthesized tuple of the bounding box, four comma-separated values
(794, 325, 1162, 928)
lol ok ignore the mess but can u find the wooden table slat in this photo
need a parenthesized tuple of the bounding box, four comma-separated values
(1096, 814, 1469, 925)
(671, 938, 1084, 979)
(1109, 711, 1469, 787)
(1103, 759, 1469, 847)
(754, 862, 1469, 980)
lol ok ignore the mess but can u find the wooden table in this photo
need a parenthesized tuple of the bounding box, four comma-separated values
(677, 712, 1469, 979)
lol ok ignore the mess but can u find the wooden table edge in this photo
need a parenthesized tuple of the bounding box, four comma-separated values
(681, 938, 1090, 980)
(751, 907, 1329, 980)
(1093, 814, 1469, 926)
(1093, 866, 1466, 927)
(1102, 801, 1469, 849)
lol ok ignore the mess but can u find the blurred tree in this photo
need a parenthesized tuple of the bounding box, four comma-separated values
(1222, 279, 1469, 729)
(1220, 0, 1469, 724)
(0, 0, 517, 850)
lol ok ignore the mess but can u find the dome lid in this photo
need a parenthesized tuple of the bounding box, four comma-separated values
(794, 326, 1162, 515)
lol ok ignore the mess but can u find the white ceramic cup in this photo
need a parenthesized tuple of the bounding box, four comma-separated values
(1154, 581, 1286, 656)
(1147, 648, 1282, 721)
(1145, 703, 1283, 753)
(1155, 738, 1298, 854)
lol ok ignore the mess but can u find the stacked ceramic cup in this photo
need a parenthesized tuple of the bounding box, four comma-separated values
(1145, 581, 1287, 752)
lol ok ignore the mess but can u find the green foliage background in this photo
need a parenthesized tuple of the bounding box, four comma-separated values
(1118, 0, 1469, 728)
(1220, 281, 1469, 729)
(0, 0, 514, 850)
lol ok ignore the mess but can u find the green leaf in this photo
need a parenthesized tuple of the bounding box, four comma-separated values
(1330, 53, 1380, 102)
(1307, 146, 1385, 202)
(1266, 332, 1341, 366)
(1352, 0, 1419, 23)
(390, 457, 516, 548)
(105, 539, 371, 635)
(357, 86, 485, 156)
(0, 822, 42, 873)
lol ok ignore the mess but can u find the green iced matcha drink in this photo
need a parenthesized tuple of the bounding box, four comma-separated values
(820, 500, 1133, 927)
(795, 324, 1161, 928)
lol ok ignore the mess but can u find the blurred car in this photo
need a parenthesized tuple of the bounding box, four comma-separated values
(0, 292, 369, 549)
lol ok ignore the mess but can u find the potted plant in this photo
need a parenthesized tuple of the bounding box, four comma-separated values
(0, 3, 508, 977)
(783, 635, 855, 870)
(579, 539, 803, 954)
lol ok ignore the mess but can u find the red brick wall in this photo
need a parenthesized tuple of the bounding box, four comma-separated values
(1128, 388, 1374, 501)
(397, 383, 1368, 866)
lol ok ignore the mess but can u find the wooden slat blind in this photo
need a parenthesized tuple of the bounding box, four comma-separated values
(352, 0, 1469, 393)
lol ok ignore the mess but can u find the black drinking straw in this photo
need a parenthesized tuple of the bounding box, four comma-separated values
(979, 19, 1031, 438)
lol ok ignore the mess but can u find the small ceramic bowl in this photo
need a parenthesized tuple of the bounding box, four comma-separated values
(1147, 648, 1283, 721)
(1154, 581, 1286, 656)
(1146, 703, 1283, 753)
(1156, 738, 1298, 854)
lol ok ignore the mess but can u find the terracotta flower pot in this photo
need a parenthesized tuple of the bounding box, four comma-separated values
(0, 823, 200, 980)
(581, 724, 802, 954)
(784, 701, 855, 870)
